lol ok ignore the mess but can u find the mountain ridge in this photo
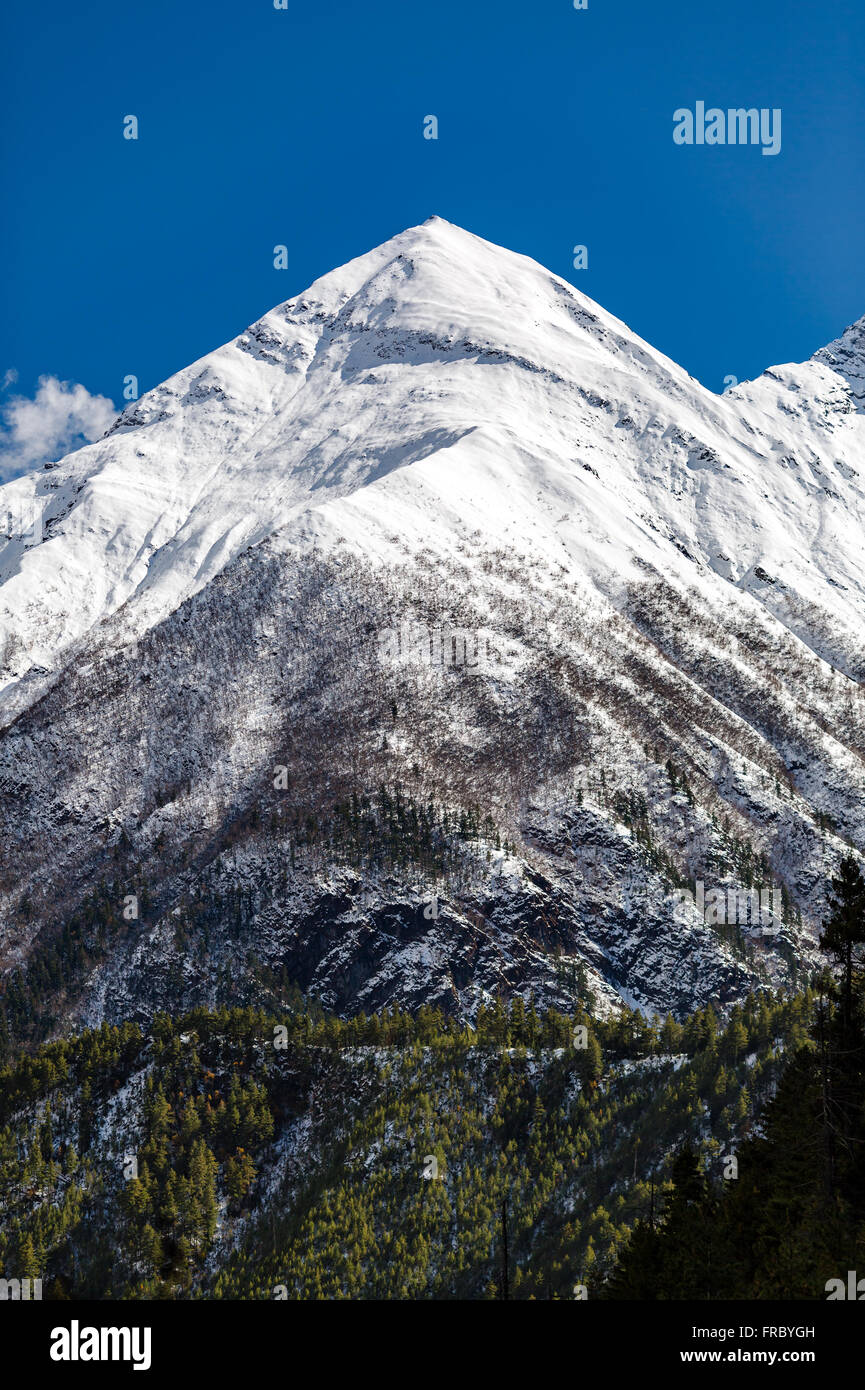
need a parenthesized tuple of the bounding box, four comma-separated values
(1, 217, 863, 717)
(0, 220, 863, 1035)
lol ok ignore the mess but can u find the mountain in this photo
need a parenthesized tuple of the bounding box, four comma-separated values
(0, 217, 863, 1045)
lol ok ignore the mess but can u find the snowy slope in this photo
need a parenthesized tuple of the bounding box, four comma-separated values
(0, 218, 863, 1031)
(1, 217, 863, 715)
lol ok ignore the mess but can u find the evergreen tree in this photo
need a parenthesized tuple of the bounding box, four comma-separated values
(820, 854, 865, 1028)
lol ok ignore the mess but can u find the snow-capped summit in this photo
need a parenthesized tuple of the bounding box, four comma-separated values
(1, 221, 863, 1029)
(1, 218, 863, 720)
(813, 312, 865, 394)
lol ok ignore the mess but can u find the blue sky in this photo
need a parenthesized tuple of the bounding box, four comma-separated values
(1, 0, 863, 472)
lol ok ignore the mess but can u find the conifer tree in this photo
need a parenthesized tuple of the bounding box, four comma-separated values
(820, 854, 865, 1028)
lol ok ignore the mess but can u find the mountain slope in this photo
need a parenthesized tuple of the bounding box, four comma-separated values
(3, 217, 863, 709)
(0, 218, 863, 1038)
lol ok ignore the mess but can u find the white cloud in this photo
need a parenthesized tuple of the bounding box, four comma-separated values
(0, 374, 117, 481)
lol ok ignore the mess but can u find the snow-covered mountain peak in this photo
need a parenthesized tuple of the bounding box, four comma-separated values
(0, 221, 863, 723)
(812, 313, 865, 397)
(1, 221, 864, 1029)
